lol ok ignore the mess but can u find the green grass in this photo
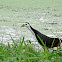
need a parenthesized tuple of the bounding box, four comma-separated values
(0, 36, 62, 62)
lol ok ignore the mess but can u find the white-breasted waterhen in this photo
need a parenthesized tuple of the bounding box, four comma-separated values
(21, 22, 62, 49)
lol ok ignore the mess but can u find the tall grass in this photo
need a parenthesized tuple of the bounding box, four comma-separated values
(0, 36, 62, 62)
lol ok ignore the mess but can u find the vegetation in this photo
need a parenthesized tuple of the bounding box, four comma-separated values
(0, 37, 62, 62)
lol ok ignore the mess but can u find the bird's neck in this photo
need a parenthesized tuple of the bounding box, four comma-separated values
(27, 26, 35, 36)
(27, 26, 39, 41)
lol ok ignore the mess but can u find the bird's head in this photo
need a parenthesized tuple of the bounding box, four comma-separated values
(21, 22, 30, 28)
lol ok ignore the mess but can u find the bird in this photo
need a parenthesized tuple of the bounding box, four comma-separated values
(21, 22, 62, 49)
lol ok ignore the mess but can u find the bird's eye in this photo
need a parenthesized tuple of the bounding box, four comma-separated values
(25, 24, 27, 25)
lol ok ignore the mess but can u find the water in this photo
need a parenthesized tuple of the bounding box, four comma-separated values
(0, 3, 62, 46)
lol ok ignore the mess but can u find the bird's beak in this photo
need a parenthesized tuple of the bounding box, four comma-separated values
(21, 24, 24, 27)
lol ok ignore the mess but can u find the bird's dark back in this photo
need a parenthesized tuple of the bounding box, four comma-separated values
(30, 26, 60, 48)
